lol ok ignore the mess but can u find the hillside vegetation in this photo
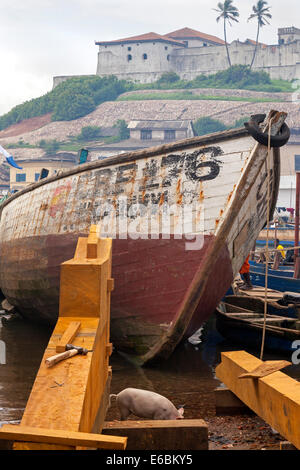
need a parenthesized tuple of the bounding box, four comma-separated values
(0, 66, 293, 132)
(0, 76, 128, 131)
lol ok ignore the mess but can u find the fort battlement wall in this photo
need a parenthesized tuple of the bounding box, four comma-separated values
(53, 27, 300, 87)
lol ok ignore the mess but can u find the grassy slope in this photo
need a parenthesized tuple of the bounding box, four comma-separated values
(117, 92, 282, 103)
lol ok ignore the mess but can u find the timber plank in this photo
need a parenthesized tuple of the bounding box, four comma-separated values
(10, 233, 115, 450)
(216, 351, 300, 449)
(103, 420, 207, 450)
(55, 321, 81, 353)
(0, 425, 127, 450)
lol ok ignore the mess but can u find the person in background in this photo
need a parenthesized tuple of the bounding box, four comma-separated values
(239, 255, 253, 290)
(275, 239, 286, 260)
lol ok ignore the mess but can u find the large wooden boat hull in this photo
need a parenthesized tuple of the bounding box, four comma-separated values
(0, 117, 283, 364)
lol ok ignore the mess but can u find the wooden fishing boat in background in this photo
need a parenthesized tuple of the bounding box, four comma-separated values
(249, 260, 300, 292)
(0, 111, 288, 364)
(225, 294, 300, 319)
(251, 153, 300, 292)
(216, 296, 300, 354)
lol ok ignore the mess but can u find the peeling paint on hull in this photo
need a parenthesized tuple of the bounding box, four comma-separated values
(0, 127, 281, 363)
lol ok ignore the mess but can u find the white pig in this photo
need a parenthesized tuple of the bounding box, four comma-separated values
(109, 388, 185, 420)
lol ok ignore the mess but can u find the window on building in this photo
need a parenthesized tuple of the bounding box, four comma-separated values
(127, 54, 132, 61)
(183, 41, 188, 46)
(141, 130, 152, 140)
(279, 38, 285, 45)
(203, 43, 208, 47)
(165, 46, 168, 50)
(164, 130, 176, 141)
(35, 173, 40, 182)
(167, 54, 170, 61)
(143, 53, 148, 60)
(128, 46, 131, 51)
(16, 173, 26, 182)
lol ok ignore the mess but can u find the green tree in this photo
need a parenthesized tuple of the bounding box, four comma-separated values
(114, 120, 130, 140)
(157, 72, 181, 86)
(77, 126, 102, 141)
(193, 117, 227, 136)
(38, 139, 47, 148)
(248, 1, 272, 68)
(52, 91, 96, 121)
(214, 1, 240, 67)
(44, 140, 60, 155)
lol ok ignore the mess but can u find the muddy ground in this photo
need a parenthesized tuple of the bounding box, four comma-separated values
(207, 414, 284, 450)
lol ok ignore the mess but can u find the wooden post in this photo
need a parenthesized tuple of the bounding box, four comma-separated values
(216, 351, 300, 450)
(272, 250, 281, 270)
(8, 226, 122, 450)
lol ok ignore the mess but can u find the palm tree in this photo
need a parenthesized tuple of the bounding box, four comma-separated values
(248, 1, 272, 68)
(214, 1, 240, 67)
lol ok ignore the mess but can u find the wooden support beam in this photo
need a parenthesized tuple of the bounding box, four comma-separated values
(0, 425, 127, 450)
(106, 343, 113, 357)
(55, 321, 81, 353)
(214, 387, 251, 415)
(215, 351, 300, 449)
(102, 420, 208, 450)
(6, 228, 116, 450)
(86, 224, 99, 259)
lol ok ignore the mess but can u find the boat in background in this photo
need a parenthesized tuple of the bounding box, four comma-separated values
(249, 260, 300, 292)
(251, 154, 300, 293)
(0, 111, 289, 364)
(216, 296, 300, 354)
(225, 293, 300, 319)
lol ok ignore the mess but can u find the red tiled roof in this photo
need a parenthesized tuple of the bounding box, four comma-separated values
(245, 38, 267, 47)
(165, 27, 225, 45)
(95, 32, 184, 47)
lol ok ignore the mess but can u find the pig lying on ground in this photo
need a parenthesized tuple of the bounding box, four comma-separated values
(109, 388, 184, 420)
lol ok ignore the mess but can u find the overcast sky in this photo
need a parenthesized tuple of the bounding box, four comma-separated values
(0, 0, 299, 116)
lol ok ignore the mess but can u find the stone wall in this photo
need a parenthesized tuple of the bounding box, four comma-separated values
(170, 40, 300, 81)
(96, 41, 177, 83)
(53, 75, 95, 88)
(95, 39, 300, 83)
(53, 37, 300, 87)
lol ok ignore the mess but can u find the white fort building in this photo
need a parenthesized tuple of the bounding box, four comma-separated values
(95, 26, 300, 83)
(53, 26, 300, 86)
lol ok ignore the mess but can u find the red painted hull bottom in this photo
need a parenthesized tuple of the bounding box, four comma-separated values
(0, 234, 233, 360)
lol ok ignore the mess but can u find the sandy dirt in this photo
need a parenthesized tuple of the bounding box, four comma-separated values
(0, 113, 52, 138)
